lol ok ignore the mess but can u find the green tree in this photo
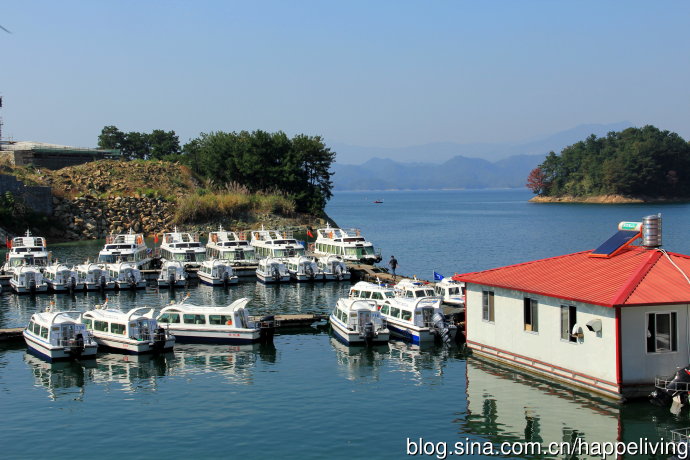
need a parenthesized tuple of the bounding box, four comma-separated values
(98, 125, 126, 151)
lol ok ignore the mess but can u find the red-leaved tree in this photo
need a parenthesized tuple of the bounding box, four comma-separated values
(526, 167, 547, 195)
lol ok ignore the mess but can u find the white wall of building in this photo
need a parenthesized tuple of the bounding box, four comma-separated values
(620, 304, 690, 384)
(466, 285, 618, 393)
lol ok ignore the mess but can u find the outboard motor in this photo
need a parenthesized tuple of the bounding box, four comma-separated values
(69, 276, 77, 293)
(363, 321, 375, 346)
(650, 365, 690, 410)
(335, 264, 343, 281)
(68, 333, 85, 358)
(99, 274, 106, 290)
(305, 264, 314, 279)
(431, 311, 452, 345)
(223, 270, 230, 287)
(153, 327, 167, 351)
(127, 272, 137, 289)
(168, 273, 176, 289)
(258, 315, 276, 344)
(271, 266, 280, 281)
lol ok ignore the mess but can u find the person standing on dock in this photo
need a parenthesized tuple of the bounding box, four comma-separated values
(389, 255, 398, 280)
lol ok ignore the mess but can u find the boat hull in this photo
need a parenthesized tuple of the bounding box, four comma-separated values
(11, 283, 49, 294)
(24, 332, 98, 362)
(165, 328, 261, 344)
(322, 273, 351, 281)
(257, 273, 291, 283)
(92, 335, 175, 354)
(329, 316, 389, 345)
(115, 281, 147, 290)
(197, 273, 239, 286)
(83, 282, 116, 291)
(157, 279, 187, 289)
(385, 321, 458, 345)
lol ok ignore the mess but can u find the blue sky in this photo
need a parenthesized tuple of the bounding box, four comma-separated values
(1, 1, 689, 162)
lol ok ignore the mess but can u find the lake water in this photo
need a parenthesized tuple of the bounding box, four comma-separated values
(2, 189, 690, 459)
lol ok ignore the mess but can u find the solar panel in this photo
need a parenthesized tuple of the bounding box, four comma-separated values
(590, 230, 641, 258)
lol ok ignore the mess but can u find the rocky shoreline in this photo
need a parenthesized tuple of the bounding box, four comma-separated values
(529, 194, 690, 204)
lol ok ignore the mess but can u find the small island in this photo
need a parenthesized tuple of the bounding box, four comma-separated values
(526, 125, 690, 203)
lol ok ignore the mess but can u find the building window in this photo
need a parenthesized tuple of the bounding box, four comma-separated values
(482, 291, 495, 323)
(647, 312, 677, 353)
(560, 305, 577, 342)
(524, 298, 538, 332)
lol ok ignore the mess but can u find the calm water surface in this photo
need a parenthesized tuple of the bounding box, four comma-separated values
(2, 189, 690, 459)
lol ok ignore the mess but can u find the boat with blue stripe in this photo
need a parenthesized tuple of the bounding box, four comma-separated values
(379, 297, 457, 345)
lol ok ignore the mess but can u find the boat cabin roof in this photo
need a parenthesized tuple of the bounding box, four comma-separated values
(31, 310, 82, 327)
(83, 306, 154, 322)
(384, 297, 440, 312)
(106, 230, 146, 246)
(350, 281, 394, 293)
(160, 298, 250, 315)
(337, 298, 378, 312)
(11, 230, 46, 249)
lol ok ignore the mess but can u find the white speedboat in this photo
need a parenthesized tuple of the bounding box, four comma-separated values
(317, 255, 351, 281)
(2, 230, 51, 274)
(348, 280, 396, 308)
(313, 223, 381, 264)
(157, 260, 187, 289)
(74, 262, 115, 291)
(250, 226, 306, 259)
(394, 278, 438, 300)
(44, 263, 82, 292)
(82, 303, 174, 354)
(379, 297, 456, 345)
(24, 309, 98, 361)
(285, 256, 324, 282)
(434, 277, 465, 307)
(10, 266, 49, 294)
(256, 258, 290, 283)
(198, 259, 238, 286)
(157, 297, 275, 344)
(107, 262, 146, 290)
(159, 227, 206, 268)
(206, 226, 257, 265)
(329, 298, 389, 345)
(97, 229, 151, 269)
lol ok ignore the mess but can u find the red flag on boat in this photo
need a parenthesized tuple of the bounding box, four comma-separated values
(5, 237, 11, 249)
(154, 234, 159, 244)
(307, 229, 314, 238)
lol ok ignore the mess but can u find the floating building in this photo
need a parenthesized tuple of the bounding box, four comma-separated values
(454, 215, 690, 399)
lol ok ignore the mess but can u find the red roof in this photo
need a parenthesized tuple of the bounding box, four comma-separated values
(452, 246, 690, 307)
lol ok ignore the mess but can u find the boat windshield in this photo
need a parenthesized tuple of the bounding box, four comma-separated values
(272, 248, 304, 257)
(447, 287, 461, 295)
(344, 247, 375, 257)
(170, 253, 206, 262)
(98, 254, 135, 263)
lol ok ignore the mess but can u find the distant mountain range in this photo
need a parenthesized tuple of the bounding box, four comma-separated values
(332, 122, 632, 191)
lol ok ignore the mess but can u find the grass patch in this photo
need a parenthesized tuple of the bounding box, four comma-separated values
(174, 190, 296, 224)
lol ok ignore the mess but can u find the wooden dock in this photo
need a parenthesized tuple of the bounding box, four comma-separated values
(0, 328, 23, 342)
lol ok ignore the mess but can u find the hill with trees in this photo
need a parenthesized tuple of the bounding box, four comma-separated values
(98, 127, 334, 216)
(526, 126, 690, 201)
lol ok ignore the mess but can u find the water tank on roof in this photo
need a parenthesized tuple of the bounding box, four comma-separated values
(642, 214, 662, 248)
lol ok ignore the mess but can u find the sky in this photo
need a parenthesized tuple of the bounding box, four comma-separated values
(1, 1, 689, 163)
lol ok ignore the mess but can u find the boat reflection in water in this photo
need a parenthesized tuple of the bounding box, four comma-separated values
(387, 340, 456, 385)
(330, 337, 387, 382)
(23, 353, 96, 401)
(169, 343, 276, 385)
(90, 352, 173, 393)
(462, 357, 625, 452)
